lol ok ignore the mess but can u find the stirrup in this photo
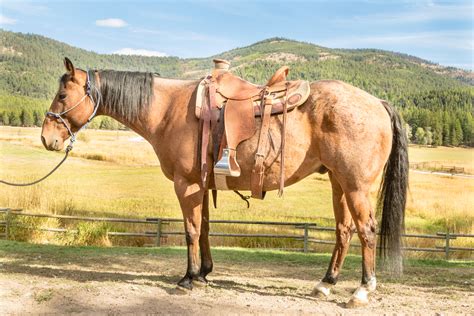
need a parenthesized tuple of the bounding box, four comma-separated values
(214, 148, 241, 177)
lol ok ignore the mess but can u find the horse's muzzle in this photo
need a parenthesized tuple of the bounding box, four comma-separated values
(41, 135, 63, 151)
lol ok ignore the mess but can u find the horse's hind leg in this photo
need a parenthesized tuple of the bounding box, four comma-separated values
(195, 190, 213, 286)
(312, 171, 355, 297)
(344, 189, 378, 308)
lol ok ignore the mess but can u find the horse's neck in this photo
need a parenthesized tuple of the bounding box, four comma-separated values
(98, 77, 197, 142)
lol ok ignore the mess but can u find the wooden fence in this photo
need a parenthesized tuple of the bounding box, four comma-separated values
(0, 208, 473, 260)
(409, 162, 466, 174)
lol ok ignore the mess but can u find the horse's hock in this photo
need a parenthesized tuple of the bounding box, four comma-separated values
(195, 59, 310, 198)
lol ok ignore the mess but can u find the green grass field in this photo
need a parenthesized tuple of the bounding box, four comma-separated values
(1, 126, 473, 257)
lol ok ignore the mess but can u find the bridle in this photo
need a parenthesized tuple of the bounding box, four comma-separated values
(46, 70, 101, 152)
(0, 70, 101, 187)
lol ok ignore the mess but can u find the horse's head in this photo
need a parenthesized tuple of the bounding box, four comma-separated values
(41, 57, 98, 151)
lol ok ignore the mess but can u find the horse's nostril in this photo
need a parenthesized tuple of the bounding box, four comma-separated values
(41, 135, 47, 147)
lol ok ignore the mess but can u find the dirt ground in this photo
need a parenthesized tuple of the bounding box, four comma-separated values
(1, 242, 473, 315)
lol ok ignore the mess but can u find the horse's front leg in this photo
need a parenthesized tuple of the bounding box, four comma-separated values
(174, 175, 204, 290)
(195, 190, 213, 286)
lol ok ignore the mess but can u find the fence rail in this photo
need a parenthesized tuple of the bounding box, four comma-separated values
(0, 208, 472, 259)
(409, 162, 467, 175)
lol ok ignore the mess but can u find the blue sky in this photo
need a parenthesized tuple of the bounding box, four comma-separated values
(0, 0, 472, 70)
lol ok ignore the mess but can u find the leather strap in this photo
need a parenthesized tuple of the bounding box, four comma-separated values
(278, 82, 290, 196)
(200, 78, 214, 187)
(251, 89, 273, 199)
(201, 80, 212, 188)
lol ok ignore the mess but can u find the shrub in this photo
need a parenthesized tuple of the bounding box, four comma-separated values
(61, 222, 111, 246)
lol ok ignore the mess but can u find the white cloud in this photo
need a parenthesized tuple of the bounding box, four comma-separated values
(113, 48, 168, 57)
(0, 14, 17, 25)
(95, 18, 128, 28)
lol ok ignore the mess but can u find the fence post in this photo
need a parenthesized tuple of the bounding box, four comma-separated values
(445, 231, 450, 260)
(303, 223, 309, 253)
(155, 219, 162, 247)
(5, 208, 11, 240)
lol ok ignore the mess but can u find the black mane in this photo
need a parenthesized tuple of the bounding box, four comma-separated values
(88, 70, 154, 122)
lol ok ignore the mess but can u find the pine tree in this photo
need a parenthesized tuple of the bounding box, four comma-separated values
(0, 111, 9, 125)
(8, 111, 20, 126)
(415, 127, 426, 144)
(33, 110, 43, 126)
(424, 127, 433, 145)
(20, 109, 34, 126)
(451, 119, 463, 146)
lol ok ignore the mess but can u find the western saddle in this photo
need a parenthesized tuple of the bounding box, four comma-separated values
(195, 59, 310, 199)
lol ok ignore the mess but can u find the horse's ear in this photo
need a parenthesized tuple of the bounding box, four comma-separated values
(64, 57, 75, 77)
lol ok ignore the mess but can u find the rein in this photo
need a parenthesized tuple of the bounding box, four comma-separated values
(0, 70, 101, 187)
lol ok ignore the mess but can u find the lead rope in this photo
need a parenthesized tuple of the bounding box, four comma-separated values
(0, 148, 71, 187)
(0, 70, 100, 187)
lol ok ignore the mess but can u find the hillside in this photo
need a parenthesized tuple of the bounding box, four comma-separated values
(0, 30, 473, 146)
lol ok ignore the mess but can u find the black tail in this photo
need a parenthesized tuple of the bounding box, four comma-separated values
(378, 101, 409, 276)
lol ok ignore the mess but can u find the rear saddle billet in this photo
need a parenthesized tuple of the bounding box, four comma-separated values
(195, 59, 310, 199)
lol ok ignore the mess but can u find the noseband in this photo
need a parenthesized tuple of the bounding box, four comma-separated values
(46, 70, 101, 152)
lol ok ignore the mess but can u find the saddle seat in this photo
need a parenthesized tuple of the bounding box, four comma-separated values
(195, 59, 310, 199)
(215, 65, 290, 101)
(195, 61, 310, 119)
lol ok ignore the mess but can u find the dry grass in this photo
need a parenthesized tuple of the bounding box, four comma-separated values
(409, 145, 474, 174)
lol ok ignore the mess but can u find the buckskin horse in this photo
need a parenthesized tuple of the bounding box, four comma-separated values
(41, 58, 408, 307)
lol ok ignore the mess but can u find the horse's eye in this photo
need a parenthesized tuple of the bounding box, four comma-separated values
(59, 94, 67, 100)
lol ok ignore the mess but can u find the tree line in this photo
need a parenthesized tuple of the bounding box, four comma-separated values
(1, 89, 472, 146)
(398, 89, 473, 146)
(0, 109, 122, 130)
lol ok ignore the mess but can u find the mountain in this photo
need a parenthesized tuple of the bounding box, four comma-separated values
(0, 30, 473, 146)
(1, 30, 472, 100)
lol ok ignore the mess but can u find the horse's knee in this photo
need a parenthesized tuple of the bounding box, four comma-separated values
(185, 230, 200, 245)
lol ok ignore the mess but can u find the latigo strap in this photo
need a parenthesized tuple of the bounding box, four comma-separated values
(250, 89, 273, 199)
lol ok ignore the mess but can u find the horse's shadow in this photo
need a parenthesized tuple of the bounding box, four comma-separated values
(2, 258, 323, 301)
(2, 259, 179, 294)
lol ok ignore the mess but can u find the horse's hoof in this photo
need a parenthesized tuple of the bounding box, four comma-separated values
(346, 297, 369, 308)
(310, 281, 332, 298)
(174, 285, 192, 294)
(176, 277, 193, 292)
(193, 276, 208, 288)
(346, 286, 369, 308)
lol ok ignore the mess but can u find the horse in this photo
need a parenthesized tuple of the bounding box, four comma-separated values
(41, 58, 408, 307)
